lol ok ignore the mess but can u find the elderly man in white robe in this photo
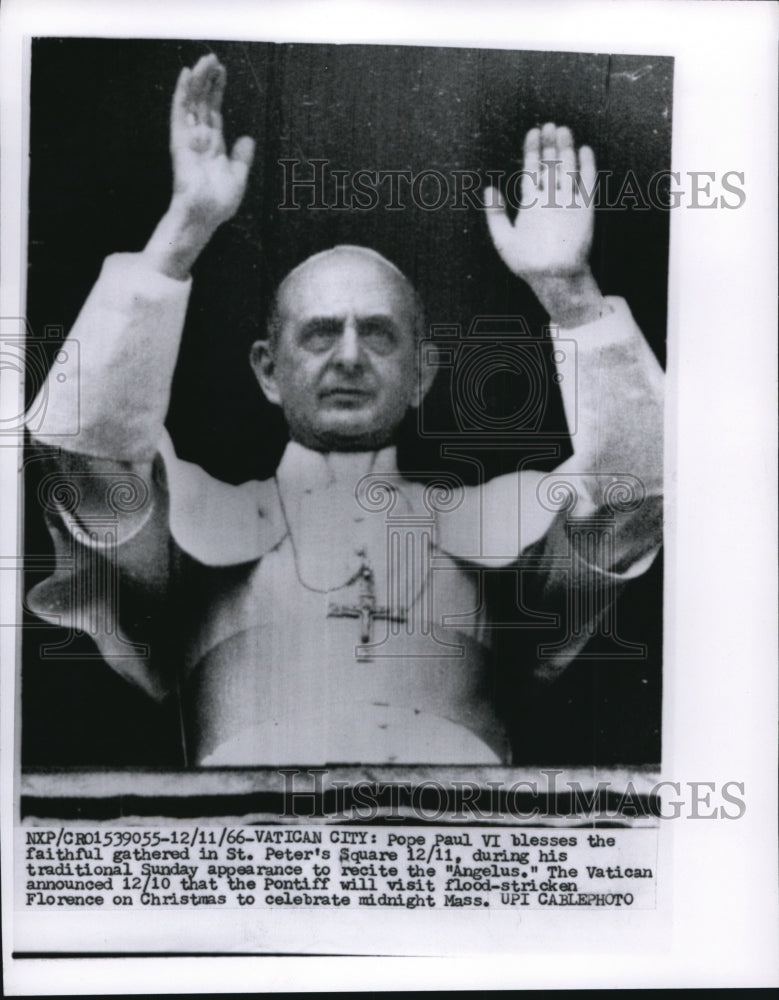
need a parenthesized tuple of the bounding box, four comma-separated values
(27, 55, 663, 766)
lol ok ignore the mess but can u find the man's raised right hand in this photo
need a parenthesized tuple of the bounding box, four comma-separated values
(170, 54, 255, 231)
(145, 54, 255, 281)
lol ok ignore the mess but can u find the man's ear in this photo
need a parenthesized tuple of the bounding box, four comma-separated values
(409, 351, 437, 410)
(249, 340, 281, 406)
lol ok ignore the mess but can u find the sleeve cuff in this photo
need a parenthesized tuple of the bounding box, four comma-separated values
(98, 251, 193, 300)
(564, 296, 640, 350)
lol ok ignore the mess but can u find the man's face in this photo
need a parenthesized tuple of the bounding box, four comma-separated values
(254, 249, 430, 452)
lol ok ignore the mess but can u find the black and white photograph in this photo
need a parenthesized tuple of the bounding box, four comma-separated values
(21, 39, 667, 773)
(1, 0, 776, 991)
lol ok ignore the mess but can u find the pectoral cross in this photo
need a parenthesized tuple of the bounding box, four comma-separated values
(327, 554, 406, 661)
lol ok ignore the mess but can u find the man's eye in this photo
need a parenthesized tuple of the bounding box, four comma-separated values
(300, 322, 340, 351)
(359, 320, 396, 353)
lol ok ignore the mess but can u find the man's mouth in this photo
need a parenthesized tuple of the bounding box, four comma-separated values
(320, 387, 372, 403)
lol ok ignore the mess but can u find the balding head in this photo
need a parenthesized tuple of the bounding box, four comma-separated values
(250, 245, 435, 452)
(266, 245, 426, 352)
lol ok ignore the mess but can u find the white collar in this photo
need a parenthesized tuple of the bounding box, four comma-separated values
(273, 440, 427, 595)
(275, 439, 399, 495)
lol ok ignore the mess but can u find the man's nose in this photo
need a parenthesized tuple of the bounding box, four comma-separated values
(333, 322, 362, 367)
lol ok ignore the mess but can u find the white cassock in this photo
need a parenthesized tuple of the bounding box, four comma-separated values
(27, 253, 664, 766)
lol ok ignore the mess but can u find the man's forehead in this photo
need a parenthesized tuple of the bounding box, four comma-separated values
(277, 246, 416, 321)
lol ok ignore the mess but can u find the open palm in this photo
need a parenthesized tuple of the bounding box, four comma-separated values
(484, 123, 596, 279)
(169, 54, 255, 228)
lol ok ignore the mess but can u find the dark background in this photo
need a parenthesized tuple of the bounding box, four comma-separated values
(23, 39, 670, 768)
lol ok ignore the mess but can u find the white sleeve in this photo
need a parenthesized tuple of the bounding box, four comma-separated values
(23, 253, 286, 700)
(28, 252, 192, 461)
(552, 295, 664, 508)
(438, 296, 664, 576)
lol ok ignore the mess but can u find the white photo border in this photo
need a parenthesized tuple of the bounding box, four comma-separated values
(1, 0, 777, 992)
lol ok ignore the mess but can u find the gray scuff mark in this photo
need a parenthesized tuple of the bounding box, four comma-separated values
(612, 64, 654, 83)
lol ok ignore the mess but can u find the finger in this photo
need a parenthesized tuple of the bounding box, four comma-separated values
(556, 126, 575, 200)
(523, 128, 541, 172)
(189, 54, 219, 109)
(230, 135, 256, 173)
(482, 186, 516, 259)
(578, 144, 597, 195)
(520, 127, 541, 204)
(229, 136, 255, 195)
(195, 63, 222, 126)
(556, 126, 575, 172)
(170, 66, 193, 137)
(523, 126, 540, 175)
(207, 110, 226, 154)
(191, 52, 219, 72)
(207, 61, 227, 114)
(540, 120, 557, 155)
(190, 52, 220, 81)
(540, 121, 558, 193)
(181, 59, 224, 135)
